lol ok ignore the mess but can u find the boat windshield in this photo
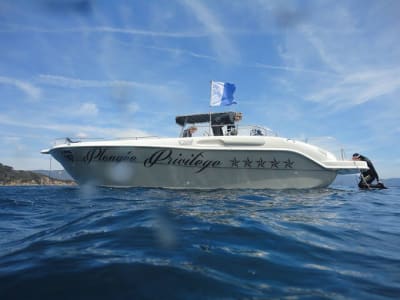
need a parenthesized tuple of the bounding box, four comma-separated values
(176, 112, 274, 137)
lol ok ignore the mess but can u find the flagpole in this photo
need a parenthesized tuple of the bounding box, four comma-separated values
(209, 80, 213, 135)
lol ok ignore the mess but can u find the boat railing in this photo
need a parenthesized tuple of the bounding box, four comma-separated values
(52, 124, 277, 146)
(304, 136, 350, 161)
(53, 136, 159, 146)
(180, 124, 277, 137)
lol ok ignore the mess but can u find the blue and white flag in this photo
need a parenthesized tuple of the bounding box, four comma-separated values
(210, 81, 237, 106)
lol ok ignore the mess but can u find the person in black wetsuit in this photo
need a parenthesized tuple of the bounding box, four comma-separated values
(352, 153, 381, 188)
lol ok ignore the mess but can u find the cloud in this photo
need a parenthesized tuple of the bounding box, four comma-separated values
(76, 132, 88, 139)
(268, 2, 400, 111)
(127, 102, 140, 113)
(299, 25, 345, 73)
(253, 62, 337, 77)
(0, 76, 41, 99)
(37, 74, 163, 90)
(1, 24, 206, 38)
(308, 68, 400, 108)
(140, 45, 217, 61)
(78, 102, 98, 116)
(36, 75, 184, 109)
(2, 156, 58, 171)
(180, 0, 239, 62)
(0, 113, 148, 138)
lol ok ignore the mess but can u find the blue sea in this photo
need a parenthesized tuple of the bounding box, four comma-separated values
(0, 184, 399, 299)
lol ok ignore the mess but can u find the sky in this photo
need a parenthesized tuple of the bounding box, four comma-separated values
(0, 0, 399, 178)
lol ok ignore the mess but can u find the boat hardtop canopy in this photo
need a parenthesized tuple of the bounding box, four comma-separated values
(175, 111, 242, 127)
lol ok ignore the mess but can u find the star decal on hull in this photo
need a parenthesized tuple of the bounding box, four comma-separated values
(270, 158, 280, 168)
(228, 156, 295, 169)
(284, 159, 295, 168)
(230, 157, 240, 168)
(256, 158, 266, 168)
(243, 157, 252, 168)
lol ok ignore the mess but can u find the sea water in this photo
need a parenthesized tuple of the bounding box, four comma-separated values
(0, 184, 399, 299)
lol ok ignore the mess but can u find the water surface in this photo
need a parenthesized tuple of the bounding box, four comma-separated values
(0, 185, 399, 299)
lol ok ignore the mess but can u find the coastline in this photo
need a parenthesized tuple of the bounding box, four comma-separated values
(0, 182, 76, 187)
(0, 162, 75, 186)
(0, 180, 76, 187)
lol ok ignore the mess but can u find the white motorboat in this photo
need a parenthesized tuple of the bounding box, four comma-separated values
(41, 112, 367, 189)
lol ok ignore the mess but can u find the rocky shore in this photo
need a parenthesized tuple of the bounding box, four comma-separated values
(0, 163, 75, 186)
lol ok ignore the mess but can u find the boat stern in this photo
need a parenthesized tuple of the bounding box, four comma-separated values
(322, 160, 368, 174)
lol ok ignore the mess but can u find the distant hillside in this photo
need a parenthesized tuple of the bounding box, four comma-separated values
(34, 169, 73, 181)
(0, 163, 75, 186)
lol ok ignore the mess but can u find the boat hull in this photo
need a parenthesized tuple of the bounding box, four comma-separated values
(49, 145, 338, 189)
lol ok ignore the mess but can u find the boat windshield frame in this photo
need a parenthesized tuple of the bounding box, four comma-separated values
(175, 112, 240, 127)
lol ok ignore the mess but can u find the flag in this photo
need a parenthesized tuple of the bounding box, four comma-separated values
(210, 81, 237, 106)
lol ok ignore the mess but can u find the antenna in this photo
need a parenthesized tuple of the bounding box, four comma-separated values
(49, 156, 52, 181)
